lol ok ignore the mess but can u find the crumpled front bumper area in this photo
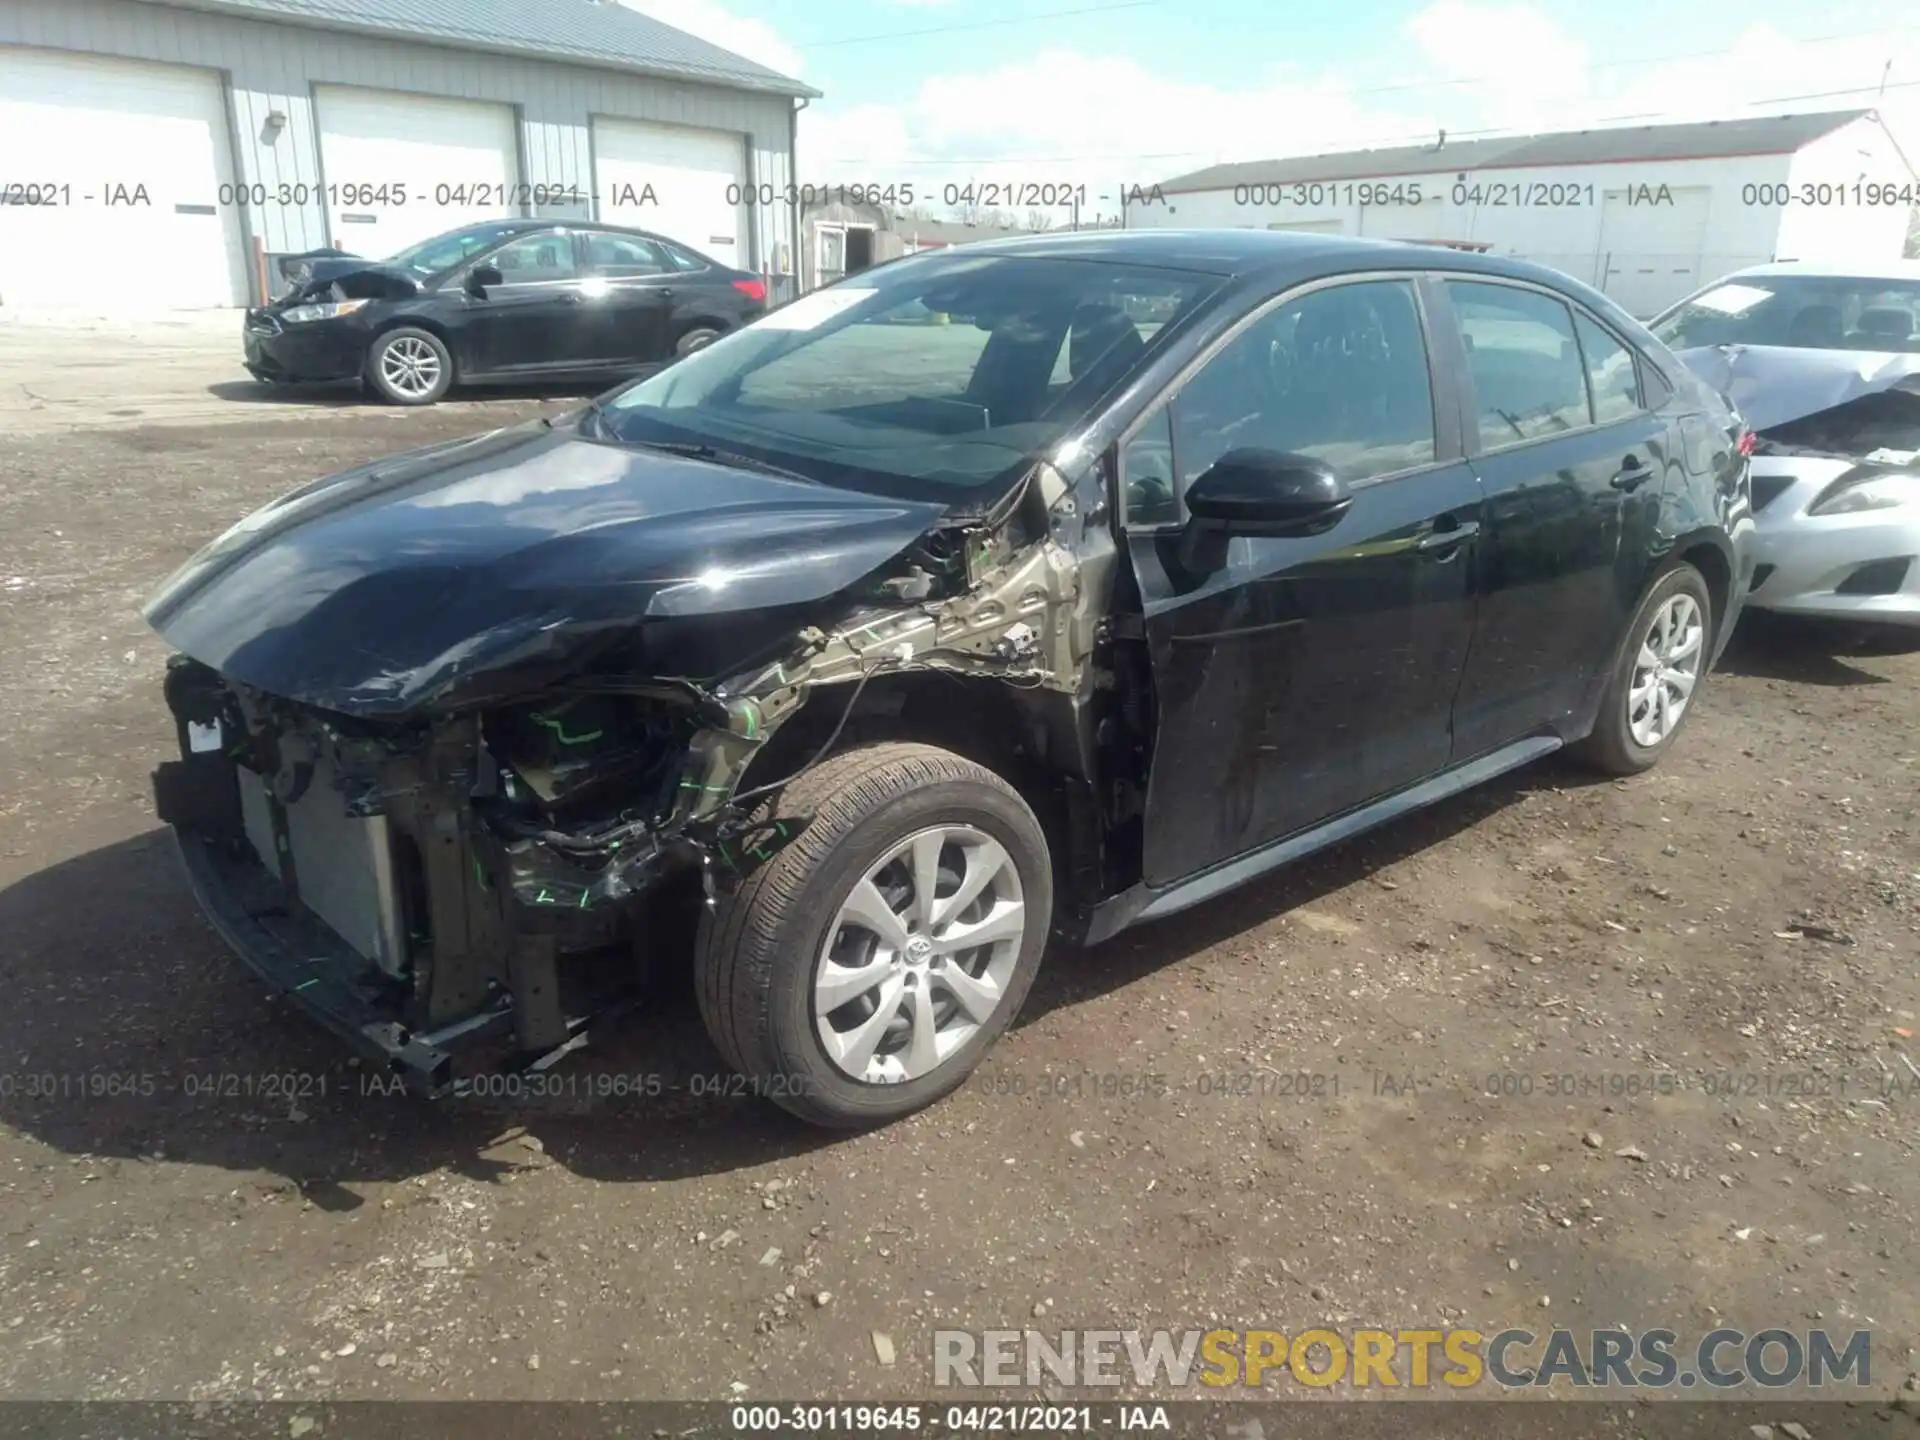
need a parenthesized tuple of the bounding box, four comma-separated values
(151, 658, 660, 1094)
(162, 806, 485, 1091)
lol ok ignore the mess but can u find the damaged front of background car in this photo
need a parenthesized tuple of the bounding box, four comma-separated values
(1655, 269, 1920, 628)
(149, 251, 1182, 1114)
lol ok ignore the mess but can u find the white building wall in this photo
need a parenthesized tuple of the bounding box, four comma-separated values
(1776, 117, 1913, 267)
(0, 0, 799, 299)
(1130, 153, 1803, 316)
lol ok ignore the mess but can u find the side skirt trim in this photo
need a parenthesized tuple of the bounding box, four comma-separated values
(1079, 734, 1562, 946)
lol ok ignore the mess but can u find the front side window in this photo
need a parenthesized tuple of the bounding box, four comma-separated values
(489, 231, 577, 283)
(597, 254, 1221, 501)
(386, 221, 528, 276)
(1574, 312, 1642, 425)
(1168, 279, 1436, 498)
(1447, 280, 1590, 447)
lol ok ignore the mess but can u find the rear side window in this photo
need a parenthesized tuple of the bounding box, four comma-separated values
(584, 232, 670, 276)
(1447, 280, 1590, 447)
(1573, 313, 1642, 425)
(1169, 279, 1436, 492)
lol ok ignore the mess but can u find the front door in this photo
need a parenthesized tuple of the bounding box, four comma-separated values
(461, 228, 594, 376)
(1436, 279, 1662, 756)
(1124, 277, 1484, 886)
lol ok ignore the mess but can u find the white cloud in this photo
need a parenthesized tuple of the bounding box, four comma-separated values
(619, 0, 806, 78)
(797, 3, 1920, 212)
(800, 50, 1440, 215)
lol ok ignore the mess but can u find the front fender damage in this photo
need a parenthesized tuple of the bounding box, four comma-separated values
(158, 460, 1116, 1080)
(493, 461, 1106, 915)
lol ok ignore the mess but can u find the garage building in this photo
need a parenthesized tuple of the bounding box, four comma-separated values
(1127, 111, 1916, 317)
(0, 0, 816, 309)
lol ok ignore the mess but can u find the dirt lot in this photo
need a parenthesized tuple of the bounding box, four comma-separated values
(1, 322, 1918, 1418)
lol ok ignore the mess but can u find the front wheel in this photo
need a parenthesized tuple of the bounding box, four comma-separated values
(674, 325, 723, 357)
(364, 327, 453, 406)
(1573, 563, 1713, 776)
(695, 742, 1052, 1129)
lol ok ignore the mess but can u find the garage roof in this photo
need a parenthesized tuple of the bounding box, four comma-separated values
(162, 0, 818, 97)
(1157, 109, 1874, 193)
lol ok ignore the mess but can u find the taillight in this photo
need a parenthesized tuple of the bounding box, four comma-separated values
(732, 278, 767, 302)
(1736, 428, 1756, 457)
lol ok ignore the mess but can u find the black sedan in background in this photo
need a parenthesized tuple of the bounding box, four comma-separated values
(244, 219, 769, 405)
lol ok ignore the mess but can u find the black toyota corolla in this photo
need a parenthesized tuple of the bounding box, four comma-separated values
(154, 230, 1754, 1128)
(243, 218, 768, 405)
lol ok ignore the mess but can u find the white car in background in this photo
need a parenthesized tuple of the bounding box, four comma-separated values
(1652, 261, 1920, 630)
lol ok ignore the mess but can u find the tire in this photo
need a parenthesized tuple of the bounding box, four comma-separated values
(695, 741, 1052, 1129)
(674, 325, 723, 357)
(1572, 562, 1714, 776)
(363, 326, 453, 406)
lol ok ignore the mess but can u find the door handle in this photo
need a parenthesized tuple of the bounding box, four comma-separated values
(1610, 456, 1651, 491)
(1416, 519, 1480, 553)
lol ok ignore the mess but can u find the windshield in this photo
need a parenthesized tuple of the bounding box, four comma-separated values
(1652, 275, 1920, 354)
(596, 252, 1222, 502)
(385, 222, 531, 277)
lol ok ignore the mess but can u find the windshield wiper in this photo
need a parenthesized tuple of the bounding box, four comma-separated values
(626, 438, 817, 483)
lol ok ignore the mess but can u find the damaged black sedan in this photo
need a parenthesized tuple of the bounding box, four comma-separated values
(150, 232, 1753, 1128)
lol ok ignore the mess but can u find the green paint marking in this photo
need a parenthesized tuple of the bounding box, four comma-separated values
(531, 714, 604, 745)
(535, 888, 556, 905)
(579, 890, 590, 909)
(295, 978, 319, 992)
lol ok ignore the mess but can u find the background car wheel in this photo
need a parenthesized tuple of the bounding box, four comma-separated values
(1573, 562, 1713, 776)
(674, 326, 723, 357)
(364, 327, 453, 406)
(695, 741, 1052, 1129)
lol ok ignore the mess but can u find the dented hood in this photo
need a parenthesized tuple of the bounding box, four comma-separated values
(280, 255, 422, 303)
(143, 416, 949, 716)
(1674, 343, 1920, 433)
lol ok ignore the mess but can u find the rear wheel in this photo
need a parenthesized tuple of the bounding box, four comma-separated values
(694, 742, 1052, 1129)
(1573, 563, 1713, 775)
(364, 327, 452, 406)
(674, 325, 723, 357)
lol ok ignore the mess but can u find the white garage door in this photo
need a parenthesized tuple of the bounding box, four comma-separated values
(1593, 185, 1713, 319)
(593, 118, 746, 264)
(316, 87, 519, 257)
(0, 46, 246, 309)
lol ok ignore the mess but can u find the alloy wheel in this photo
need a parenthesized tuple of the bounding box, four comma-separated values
(1627, 592, 1704, 747)
(814, 825, 1026, 1084)
(379, 336, 442, 399)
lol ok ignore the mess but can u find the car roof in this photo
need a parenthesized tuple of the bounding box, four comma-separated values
(1709, 258, 1920, 283)
(943, 227, 1603, 290)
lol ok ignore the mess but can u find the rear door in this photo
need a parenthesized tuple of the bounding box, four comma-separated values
(461, 228, 595, 376)
(577, 230, 679, 367)
(1435, 278, 1667, 757)
(1123, 275, 1485, 885)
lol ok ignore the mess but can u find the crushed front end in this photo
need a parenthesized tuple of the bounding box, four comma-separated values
(148, 446, 1114, 1093)
(151, 662, 725, 1090)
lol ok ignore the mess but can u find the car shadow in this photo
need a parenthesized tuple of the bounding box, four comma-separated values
(1019, 754, 1579, 1026)
(0, 760, 1579, 1195)
(1719, 610, 1903, 686)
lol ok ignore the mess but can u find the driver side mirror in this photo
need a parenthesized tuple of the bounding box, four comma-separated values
(466, 263, 504, 297)
(1172, 449, 1352, 580)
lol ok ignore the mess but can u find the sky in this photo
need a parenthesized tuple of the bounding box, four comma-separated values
(625, 0, 1920, 222)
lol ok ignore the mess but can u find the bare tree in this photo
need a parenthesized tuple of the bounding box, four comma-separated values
(1906, 204, 1920, 259)
(1023, 208, 1057, 232)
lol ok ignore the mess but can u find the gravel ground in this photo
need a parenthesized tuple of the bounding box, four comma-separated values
(0, 327, 1917, 1419)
